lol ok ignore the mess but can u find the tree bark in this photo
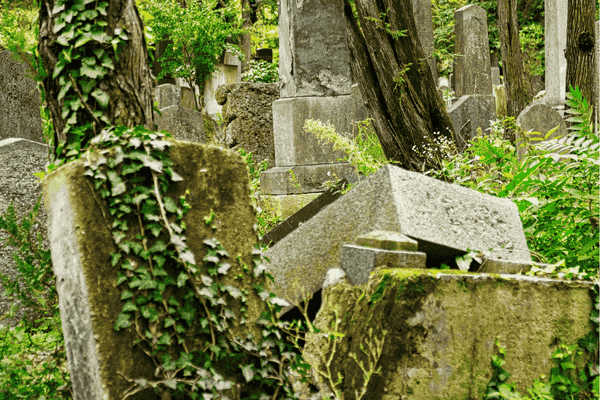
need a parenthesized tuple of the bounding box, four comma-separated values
(565, 0, 596, 121)
(38, 0, 155, 160)
(241, 0, 252, 70)
(343, 0, 455, 172)
(497, 0, 531, 121)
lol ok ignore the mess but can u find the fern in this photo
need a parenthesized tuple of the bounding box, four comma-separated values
(564, 84, 596, 138)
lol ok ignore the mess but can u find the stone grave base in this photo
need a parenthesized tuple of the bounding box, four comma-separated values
(301, 268, 594, 400)
(448, 95, 496, 149)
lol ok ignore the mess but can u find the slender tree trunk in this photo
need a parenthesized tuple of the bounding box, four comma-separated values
(241, 0, 252, 70)
(38, 0, 155, 160)
(497, 0, 531, 121)
(565, 0, 596, 122)
(343, 0, 455, 172)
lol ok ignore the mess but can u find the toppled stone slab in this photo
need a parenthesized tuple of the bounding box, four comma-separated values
(303, 269, 595, 399)
(264, 164, 531, 312)
(340, 244, 426, 285)
(356, 231, 418, 251)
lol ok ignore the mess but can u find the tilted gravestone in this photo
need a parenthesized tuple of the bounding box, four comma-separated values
(0, 138, 50, 327)
(516, 103, 568, 159)
(153, 83, 207, 143)
(265, 164, 531, 314)
(260, 0, 364, 197)
(448, 4, 496, 148)
(42, 140, 275, 399)
(0, 50, 43, 143)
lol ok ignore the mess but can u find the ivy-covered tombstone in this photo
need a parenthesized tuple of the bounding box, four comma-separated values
(37, 0, 310, 399)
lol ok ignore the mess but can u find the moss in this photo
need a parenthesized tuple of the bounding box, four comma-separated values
(203, 112, 214, 141)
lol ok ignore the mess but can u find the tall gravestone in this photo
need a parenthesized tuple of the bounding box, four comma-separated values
(410, 0, 437, 84)
(259, 0, 365, 198)
(447, 4, 496, 149)
(0, 50, 43, 143)
(542, 0, 567, 110)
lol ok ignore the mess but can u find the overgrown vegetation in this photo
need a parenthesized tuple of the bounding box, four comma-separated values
(242, 59, 279, 83)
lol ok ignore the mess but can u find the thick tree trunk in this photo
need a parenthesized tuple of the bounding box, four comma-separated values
(497, 0, 531, 121)
(565, 0, 596, 121)
(38, 0, 155, 160)
(343, 0, 455, 172)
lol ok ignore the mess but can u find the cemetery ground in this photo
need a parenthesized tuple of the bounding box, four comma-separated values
(0, 109, 598, 399)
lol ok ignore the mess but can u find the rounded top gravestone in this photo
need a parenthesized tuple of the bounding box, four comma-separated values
(516, 103, 567, 140)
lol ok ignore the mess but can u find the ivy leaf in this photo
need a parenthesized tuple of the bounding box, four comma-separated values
(164, 318, 175, 328)
(110, 252, 122, 266)
(52, 3, 65, 15)
(222, 285, 241, 299)
(141, 305, 159, 322)
(78, 9, 98, 20)
(176, 352, 193, 369)
(122, 301, 138, 312)
(179, 251, 196, 265)
(116, 272, 127, 286)
(149, 240, 166, 253)
(456, 253, 472, 272)
(157, 333, 171, 346)
(121, 290, 133, 300)
(217, 263, 231, 275)
(114, 312, 131, 331)
(57, 80, 72, 101)
(163, 197, 178, 213)
(75, 32, 93, 48)
(123, 162, 144, 176)
(177, 272, 188, 287)
(147, 222, 162, 237)
(80, 63, 105, 79)
(153, 254, 166, 268)
(92, 88, 109, 108)
(241, 365, 254, 383)
(161, 353, 176, 371)
(201, 275, 213, 286)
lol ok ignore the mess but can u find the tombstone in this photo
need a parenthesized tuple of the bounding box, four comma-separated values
(0, 138, 49, 327)
(180, 86, 196, 110)
(154, 105, 206, 143)
(153, 39, 176, 85)
(0, 50, 43, 143)
(154, 83, 180, 109)
(438, 76, 449, 91)
(516, 103, 568, 159)
(448, 5, 496, 148)
(203, 50, 242, 118)
(530, 75, 543, 98)
(542, 0, 567, 108)
(42, 140, 274, 399)
(259, 0, 365, 204)
(255, 48, 273, 64)
(491, 67, 501, 86)
(452, 4, 493, 97)
(410, 0, 437, 84)
(265, 164, 531, 314)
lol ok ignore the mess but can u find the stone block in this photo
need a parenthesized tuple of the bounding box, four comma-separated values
(154, 83, 180, 109)
(180, 86, 196, 110)
(478, 257, 533, 274)
(0, 138, 50, 327)
(491, 66, 501, 86)
(447, 95, 496, 149)
(204, 60, 242, 117)
(356, 230, 418, 251)
(493, 84, 507, 118)
(278, 0, 351, 98)
(0, 50, 43, 143)
(340, 244, 426, 285)
(543, 0, 567, 107)
(260, 179, 347, 246)
(155, 105, 206, 143)
(218, 82, 279, 166)
(259, 163, 358, 195)
(264, 164, 531, 312)
(516, 103, 567, 159)
(42, 140, 269, 400)
(453, 4, 493, 97)
(304, 269, 594, 399)
(273, 95, 367, 167)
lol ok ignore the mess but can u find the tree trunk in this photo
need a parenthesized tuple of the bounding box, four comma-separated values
(38, 0, 155, 161)
(343, 0, 455, 172)
(565, 0, 596, 121)
(497, 0, 531, 121)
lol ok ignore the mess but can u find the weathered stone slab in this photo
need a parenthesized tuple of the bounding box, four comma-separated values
(272, 95, 367, 167)
(155, 105, 206, 143)
(259, 163, 358, 195)
(0, 50, 43, 143)
(491, 67, 501, 86)
(356, 230, 418, 252)
(278, 0, 351, 98)
(447, 94, 496, 149)
(154, 83, 180, 109)
(478, 257, 533, 274)
(264, 164, 531, 311)
(204, 52, 242, 117)
(340, 244, 426, 285)
(303, 269, 594, 399)
(516, 103, 567, 158)
(0, 138, 50, 327)
(453, 4, 493, 97)
(260, 179, 347, 246)
(543, 0, 567, 107)
(42, 140, 269, 400)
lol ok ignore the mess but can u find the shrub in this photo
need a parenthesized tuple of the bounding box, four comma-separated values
(242, 59, 279, 83)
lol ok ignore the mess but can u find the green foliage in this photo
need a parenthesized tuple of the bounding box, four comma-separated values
(242, 59, 279, 83)
(139, 0, 241, 110)
(237, 149, 282, 237)
(0, 0, 38, 56)
(564, 85, 595, 136)
(0, 318, 71, 399)
(303, 118, 387, 177)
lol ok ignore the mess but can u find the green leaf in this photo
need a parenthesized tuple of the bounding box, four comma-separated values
(177, 272, 188, 287)
(80, 63, 105, 79)
(141, 305, 159, 322)
(163, 197, 178, 213)
(91, 88, 109, 108)
(122, 301, 138, 312)
(157, 333, 171, 345)
(114, 312, 131, 330)
(161, 353, 176, 371)
(116, 272, 127, 286)
(121, 290, 134, 300)
(110, 252, 122, 267)
(149, 240, 167, 253)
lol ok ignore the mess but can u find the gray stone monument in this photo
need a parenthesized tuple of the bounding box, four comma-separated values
(516, 103, 568, 159)
(0, 50, 43, 143)
(260, 0, 365, 198)
(448, 4, 496, 149)
(543, 0, 567, 109)
(410, 0, 437, 84)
